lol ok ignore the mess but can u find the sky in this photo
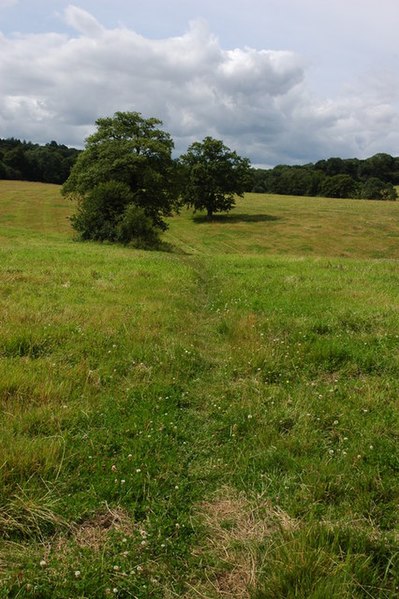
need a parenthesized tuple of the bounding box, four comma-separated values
(0, 0, 398, 167)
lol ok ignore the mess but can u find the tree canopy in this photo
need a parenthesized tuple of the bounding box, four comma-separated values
(179, 137, 251, 219)
(62, 112, 180, 241)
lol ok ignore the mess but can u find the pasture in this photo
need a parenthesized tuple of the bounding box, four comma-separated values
(1, 181, 399, 598)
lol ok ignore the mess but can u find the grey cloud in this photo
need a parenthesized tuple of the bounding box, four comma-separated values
(0, 0, 18, 7)
(0, 5, 398, 165)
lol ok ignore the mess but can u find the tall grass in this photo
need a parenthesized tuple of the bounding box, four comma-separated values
(0, 181, 399, 597)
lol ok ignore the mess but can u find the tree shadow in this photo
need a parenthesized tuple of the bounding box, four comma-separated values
(192, 213, 281, 224)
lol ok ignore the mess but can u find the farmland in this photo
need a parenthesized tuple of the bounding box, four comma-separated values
(1, 181, 399, 597)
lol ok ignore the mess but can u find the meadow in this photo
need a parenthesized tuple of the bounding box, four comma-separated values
(1, 180, 399, 598)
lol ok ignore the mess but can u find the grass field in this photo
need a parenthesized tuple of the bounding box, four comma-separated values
(1, 180, 399, 598)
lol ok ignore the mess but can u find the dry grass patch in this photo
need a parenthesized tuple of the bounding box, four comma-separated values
(51, 505, 136, 558)
(72, 505, 135, 552)
(0, 490, 68, 541)
(191, 486, 297, 598)
(1, 506, 138, 591)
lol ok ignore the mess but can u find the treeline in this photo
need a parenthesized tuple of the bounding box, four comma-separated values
(0, 138, 80, 185)
(251, 153, 399, 200)
(1, 136, 398, 203)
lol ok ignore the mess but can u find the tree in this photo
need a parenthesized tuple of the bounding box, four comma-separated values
(26, 146, 69, 184)
(179, 137, 251, 219)
(320, 174, 358, 199)
(3, 146, 30, 180)
(359, 153, 395, 180)
(62, 112, 179, 238)
(359, 177, 397, 201)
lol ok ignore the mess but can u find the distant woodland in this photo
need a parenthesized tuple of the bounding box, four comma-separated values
(0, 138, 80, 185)
(0, 137, 398, 201)
(251, 153, 399, 200)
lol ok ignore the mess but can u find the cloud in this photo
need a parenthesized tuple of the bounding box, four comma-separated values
(0, 0, 18, 7)
(0, 4, 398, 165)
(64, 4, 104, 37)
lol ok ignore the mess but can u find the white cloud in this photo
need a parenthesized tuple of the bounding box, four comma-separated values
(64, 4, 104, 37)
(0, 4, 398, 165)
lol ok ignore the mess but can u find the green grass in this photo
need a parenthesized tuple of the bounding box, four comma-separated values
(1, 181, 399, 597)
(166, 192, 399, 259)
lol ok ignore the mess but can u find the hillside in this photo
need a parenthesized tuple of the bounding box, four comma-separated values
(1, 181, 399, 598)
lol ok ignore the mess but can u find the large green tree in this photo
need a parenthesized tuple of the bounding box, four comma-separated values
(62, 112, 179, 237)
(179, 137, 251, 219)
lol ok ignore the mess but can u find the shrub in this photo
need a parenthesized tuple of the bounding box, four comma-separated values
(359, 178, 397, 200)
(70, 180, 133, 242)
(116, 204, 161, 247)
(70, 180, 161, 246)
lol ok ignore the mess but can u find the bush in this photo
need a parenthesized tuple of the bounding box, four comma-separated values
(70, 180, 133, 242)
(70, 180, 161, 246)
(359, 178, 397, 200)
(320, 174, 358, 199)
(116, 204, 161, 247)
